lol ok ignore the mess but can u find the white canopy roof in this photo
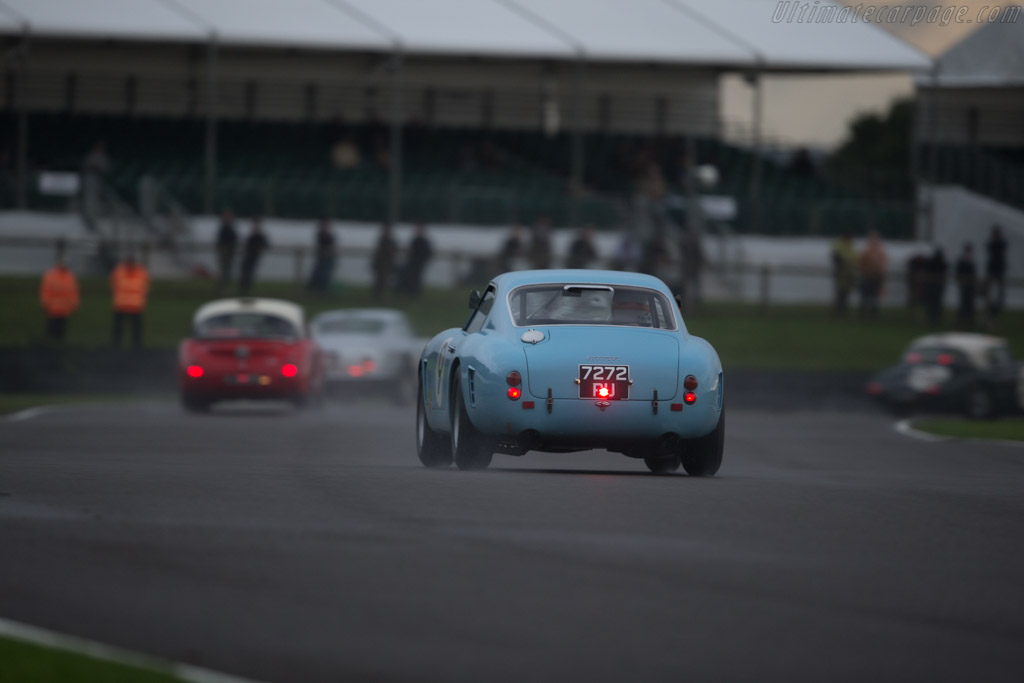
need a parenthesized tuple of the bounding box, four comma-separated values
(0, 0, 206, 42)
(171, 0, 393, 51)
(921, 18, 1024, 87)
(506, 0, 751, 65)
(0, 0, 930, 72)
(670, 0, 930, 71)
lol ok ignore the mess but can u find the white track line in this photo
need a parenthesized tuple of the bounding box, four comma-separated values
(893, 419, 952, 442)
(893, 418, 1024, 448)
(0, 617, 267, 683)
(3, 406, 59, 423)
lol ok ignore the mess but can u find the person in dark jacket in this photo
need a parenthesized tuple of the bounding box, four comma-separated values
(307, 218, 337, 293)
(985, 225, 1008, 317)
(239, 218, 269, 295)
(529, 217, 553, 270)
(372, 222, 398, 298)
(496, 226, 523, 274)
(566, 226, 598, 269)
(400, 223, 433, 297)
(924, 247, 948, 327)
(215, 209, 237, 289)
(955, 243, 977, 328)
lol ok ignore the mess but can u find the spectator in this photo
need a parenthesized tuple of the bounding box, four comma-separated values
(307, 217, 337, 293)
(924, 247, 948, 328)
(239, 218, 269, 295)
(372, 222, 397, 297)
(955, 243, 977, 328)
(679, 227, 705, 312)
(985, 225, 1008, 317)
(830, 233, 857, 315)
(496, 226, 524, 273)
(215, 208, 237, 289)
(906, 252, 930, 311)
(565, 226, 598, 269)
(110, 251, 149, 349)
(39, 251, 80, 342)
(858, 231, 887, 318)
(400, 222, 433, 298)
(81, 141, 111, 229)
(640, 226, 671, 280)
(787, 147, 815, 177)
(331, 135, 361, 169)
(611, 232, 642, 272)
(529, 217, 553, 270)
(83, 140, 111, 178)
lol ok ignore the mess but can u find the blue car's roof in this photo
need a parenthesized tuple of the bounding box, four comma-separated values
(492, 269, 671, 291)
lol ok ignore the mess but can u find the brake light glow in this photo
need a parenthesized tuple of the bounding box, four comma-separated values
(362, 359, 376, 373)
(507, 386, 521, 400)
(684, 375, 698, 390)
(937, 353, 954, 366)
(598, 386, 610, 398)
(186, 365, 204, 378)
(281, 364, 298, 377)
(348, 365, 364, 377)
(683, 392, 697, 405)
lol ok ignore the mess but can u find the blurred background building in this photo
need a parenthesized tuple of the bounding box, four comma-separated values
(0, 0, 1021, 303)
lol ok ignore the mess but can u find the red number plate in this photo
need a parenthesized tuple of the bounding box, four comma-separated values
(579, 365, 630, 400)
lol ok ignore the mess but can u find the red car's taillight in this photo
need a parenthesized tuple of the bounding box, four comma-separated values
(281, 364, 298, 377)
(187, 365, 204, 378)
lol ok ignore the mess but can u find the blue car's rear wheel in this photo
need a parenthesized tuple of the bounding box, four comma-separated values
(450, 378, 493, 471)
(681, 405, 725, 477)
(644, 454, 681, 474)
(417, 377, 452, 468)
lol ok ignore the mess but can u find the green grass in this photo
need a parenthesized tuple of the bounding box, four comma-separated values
(3, 275, 1023, 372)
(0, 393, 170, 415)
(0, 635, 184, 683)
(913, 417, 1024, 442)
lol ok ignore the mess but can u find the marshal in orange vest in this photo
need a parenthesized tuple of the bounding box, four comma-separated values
(110, 261, 150, 313)
(40, 264, 80, 317)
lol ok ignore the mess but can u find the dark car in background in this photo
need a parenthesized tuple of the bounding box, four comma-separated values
(867, 333, 1024, 418)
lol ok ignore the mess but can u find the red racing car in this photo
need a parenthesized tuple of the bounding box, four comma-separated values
(178, 297, 324, 412)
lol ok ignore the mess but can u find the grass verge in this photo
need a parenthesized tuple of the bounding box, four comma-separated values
(4, 275, 1024, 371)
(0, 634, 183, 683)
(914, 417, 1024, 442)
(0, 393, 170, 416)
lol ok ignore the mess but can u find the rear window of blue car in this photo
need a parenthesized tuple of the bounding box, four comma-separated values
(508, 285, 676, 329)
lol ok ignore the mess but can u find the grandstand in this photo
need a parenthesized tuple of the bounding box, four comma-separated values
(915, 14, 1024, 215)
(0, 0, 929, 252)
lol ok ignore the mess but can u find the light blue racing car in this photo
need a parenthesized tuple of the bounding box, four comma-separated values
(416, 270, 725, 475)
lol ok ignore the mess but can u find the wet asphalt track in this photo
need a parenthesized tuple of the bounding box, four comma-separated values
(1, 399, 1023, 683)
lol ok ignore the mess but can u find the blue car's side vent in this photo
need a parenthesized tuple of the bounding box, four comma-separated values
(468, 367, 476, 406)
